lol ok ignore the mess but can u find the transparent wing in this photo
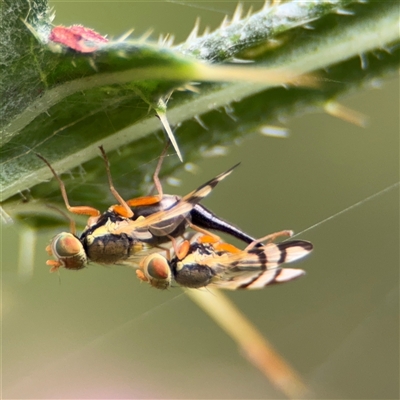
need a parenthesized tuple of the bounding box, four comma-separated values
(208, 240, 313, 290)
(110, 164, 239, 236)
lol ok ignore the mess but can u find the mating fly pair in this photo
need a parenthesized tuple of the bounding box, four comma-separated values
(38, 146, 313, 290)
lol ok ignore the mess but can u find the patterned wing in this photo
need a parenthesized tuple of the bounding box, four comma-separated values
(138, 236, 313, 290)
(110, 164, 239, 236)
(204, 240, 313, 290)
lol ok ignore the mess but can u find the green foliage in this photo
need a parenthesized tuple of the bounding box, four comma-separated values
(1, 0, 399, 228)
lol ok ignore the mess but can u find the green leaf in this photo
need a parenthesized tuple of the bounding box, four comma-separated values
(1, 0, 399, 228)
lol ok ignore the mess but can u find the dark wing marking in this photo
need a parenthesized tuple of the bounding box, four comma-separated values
(110, 164, 239, 235)
(207, 240, 312, 290)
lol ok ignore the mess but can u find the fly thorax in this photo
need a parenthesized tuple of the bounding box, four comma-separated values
(84, 229, 141, 264)
(173, 255, 215, 289)
(103, 217, 122, 231)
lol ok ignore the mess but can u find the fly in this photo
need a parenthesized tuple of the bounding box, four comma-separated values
(38, 146, 258, 271)
(138, 231, 313, 290)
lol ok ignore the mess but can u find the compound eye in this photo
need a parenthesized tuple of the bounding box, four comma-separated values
(53, 232, 82, 257)
(145, 254, 170, 280)
(50, 232, 87, 270)
(141, 254, 171, 289)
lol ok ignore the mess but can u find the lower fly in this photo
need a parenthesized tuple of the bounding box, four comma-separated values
(138, 231, 313, 290)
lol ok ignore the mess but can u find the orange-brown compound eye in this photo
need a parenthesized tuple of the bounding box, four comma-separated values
(139, 254, 171, 290)
(50, 232, 87, 270)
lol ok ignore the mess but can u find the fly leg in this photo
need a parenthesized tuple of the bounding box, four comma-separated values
(36, 154, 93, 271)
(150, 140, 169, 199)
(100, 145, 170, 217)
(245, 230, 294, 251)
(99, 146, 134, 218)
(187, 221, 221, 243)
(37, 154, 101, 227)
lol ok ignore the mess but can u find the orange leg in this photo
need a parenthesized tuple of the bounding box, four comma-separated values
(126, 195, 162, 207)
(213, 242, 241, 253)
(99, 143, 170, 216)
(45, 244, 53, 255)
(45, 204, 79, 236)
(175, 239, 190, 260)
(126, 142, 170, 207)
(46, 259, 61, 272)
(136, 269, 149, 282)
(151, 141, 169, 199)
(37, 154, 101, 225)
(146, 243, 173, 262)
(99, 146, 134, 218)
(198, 234, 219, 244)
(245, 230, 294, 251)
(166, 235, 188, 260)
(122, 143, 168, 207)
(197, 234, 241, 253)
(188, 222, 221, 242)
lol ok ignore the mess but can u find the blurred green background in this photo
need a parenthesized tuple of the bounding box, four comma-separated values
(2, 1, 399, 399)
